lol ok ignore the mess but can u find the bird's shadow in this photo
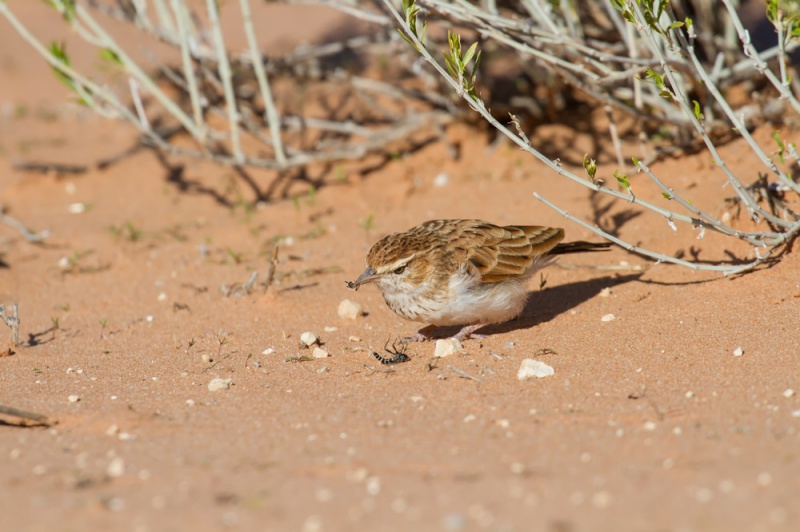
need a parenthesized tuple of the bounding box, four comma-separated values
(430, 273, 643, 340)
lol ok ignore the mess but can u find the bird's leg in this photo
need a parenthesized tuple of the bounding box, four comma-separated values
(400, 325, 439, 343)
(452, 323, 486, 342)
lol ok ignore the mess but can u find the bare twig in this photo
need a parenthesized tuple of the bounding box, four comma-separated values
(0, 404, 51, 426)
(0, 210, 49, 243)
(446, 365, 483, 383)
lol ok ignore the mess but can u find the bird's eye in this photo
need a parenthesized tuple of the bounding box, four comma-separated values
(393, 265, 406, 275)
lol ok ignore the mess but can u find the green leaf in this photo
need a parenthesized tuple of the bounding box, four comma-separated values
(583, 153, 597, 180)
(692, 100, 705, 120)
(99, 48, 123, 67)
(614, 170, 630, 190)
(661, 192, 673, 200)
(772, 130, 786, 151)
(49, 41, 76, 89)
(631, 156, 640, 166)
(463, 42, 478, 66)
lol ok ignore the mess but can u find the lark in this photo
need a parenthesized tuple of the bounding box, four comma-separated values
(347, 219, 611, 343)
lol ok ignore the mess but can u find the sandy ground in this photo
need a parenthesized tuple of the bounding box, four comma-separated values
(2, 3, 800, 532)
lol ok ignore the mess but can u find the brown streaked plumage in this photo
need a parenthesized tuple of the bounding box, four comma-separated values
(347, 219, 611, 343)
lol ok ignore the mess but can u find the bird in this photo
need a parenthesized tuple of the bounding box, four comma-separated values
(347, 219, 611, 343)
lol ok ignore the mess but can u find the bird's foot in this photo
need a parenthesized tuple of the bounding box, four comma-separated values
(399, 325, 439, 344)
(451, 324, 486, 342)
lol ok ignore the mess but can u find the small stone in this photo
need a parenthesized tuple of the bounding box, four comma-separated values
(105, 497, 125, 512)
(366, 476, 381, 495)
(348, 336, 361, 342)
(599, 287, 612, 298)
(591, 491, 611, 508)
(300, 331, 319, 347)
(733, 347, 744, 357)
(782, 389, 795, 398)
(107, 456, 125, 478)
(207, 377, 232, 392)
(105, 424, 119, 437)
(338, 299, 363, 320)
(434, 338, 462, 357)
(517, 359, 555, 380)
(68, 395, 80, 403)
(433, 172, 450, 187)
(157, 292, 167, 301)
(261, 347, 274, 355)
(312, 347, 329, 359)
(324, 326, 338, 332)
(601, 313, 616, 322)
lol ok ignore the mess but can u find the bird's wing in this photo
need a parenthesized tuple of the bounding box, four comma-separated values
(462, 223, 564, 283)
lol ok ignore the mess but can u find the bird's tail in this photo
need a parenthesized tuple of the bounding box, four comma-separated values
(550, 241, 612, 255)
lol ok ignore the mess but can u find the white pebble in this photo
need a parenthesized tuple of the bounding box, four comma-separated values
(782, 389, 795, 398)
(433, 172, 450, 187)
(434, 338, 462, 357)
(300, 331, 319, 347)
(366, 476, 381, 496)
(791, 409, 800, 418)
(338, 299, 363, 320)
(733, 347, 744, 357)
(157, 292, 167, 301)
(599, 287, 612, 297)
(324, 326, 338, 332)
(517, 359, 555, 380)
(261, 347, 274, 355)
(348, 336, 361, 342)
(643, 421, 657, 431)
(757, 472, 773, 486)
(207, 377, 232, 392)
(312, 347, 329, 359)
(68, 202, 87, 214)
(105, 424, 119, 436)
(601, 313, 616, 322)
(106, 456, 125, 478)
(68, 395, 80, 403)
(591, 491, 611, 508)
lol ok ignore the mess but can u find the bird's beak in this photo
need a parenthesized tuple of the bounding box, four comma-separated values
(346, 266, 377, 291)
